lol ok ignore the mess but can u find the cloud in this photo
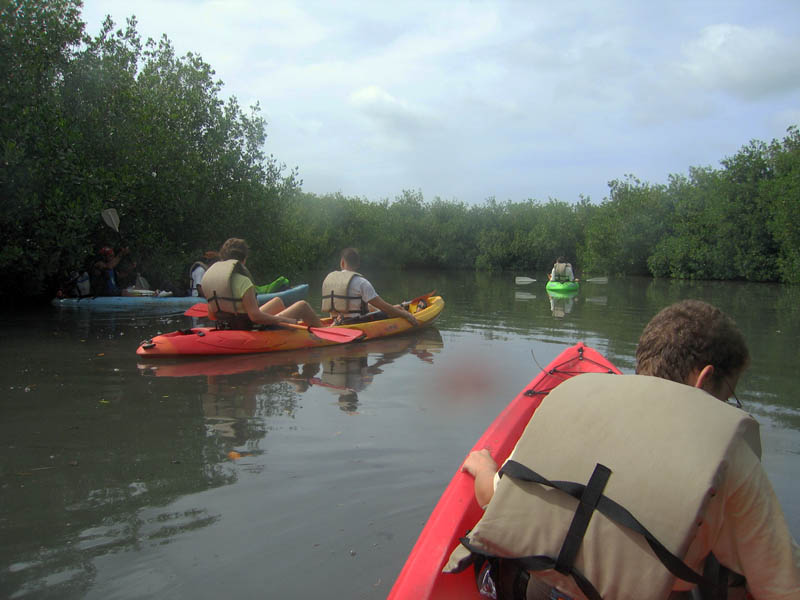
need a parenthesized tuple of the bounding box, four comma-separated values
(349, 85, 435, 133)
(679, 24, 800, 100)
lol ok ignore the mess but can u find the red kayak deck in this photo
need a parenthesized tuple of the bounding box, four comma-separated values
(388, 342, 621, 600)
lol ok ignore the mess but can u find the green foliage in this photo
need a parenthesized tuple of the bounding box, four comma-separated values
(1, 1, 297, 299)
(581, 176, 672, 276)
(2, 1, 798, 301)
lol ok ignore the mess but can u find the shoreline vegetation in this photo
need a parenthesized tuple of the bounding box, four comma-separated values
(3, 1, 799, 304)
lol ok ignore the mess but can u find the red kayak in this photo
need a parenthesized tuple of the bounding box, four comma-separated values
(388, 342, 621, 599)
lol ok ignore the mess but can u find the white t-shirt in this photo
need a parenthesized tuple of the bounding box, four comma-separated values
(190, 265, 206, 296)
(344, 275, 378, 315)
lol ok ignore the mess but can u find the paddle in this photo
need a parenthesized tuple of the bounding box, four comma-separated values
(101, 208, 120, 233)
(584, 277, 609, 284)
(100, 208, 150, 289)
(182, 303, 365, 344)
(515, 277, 536, 285)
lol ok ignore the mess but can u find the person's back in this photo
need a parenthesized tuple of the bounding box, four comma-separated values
(203, 237, 321, 329)
(321, 248, 418, 326)
(550, 255, 574, 282)
(456, 299, 800, 599)
(189, 250, 219, 297)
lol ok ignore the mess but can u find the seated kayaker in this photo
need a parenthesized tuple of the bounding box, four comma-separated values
(188, 250, 219, 296)
(201, 238, 321, 330)
(321, 247, 418, 326)
(548, 256, 575, 282)
(91, 245, 134, 296)
(456, 300, 800, 600)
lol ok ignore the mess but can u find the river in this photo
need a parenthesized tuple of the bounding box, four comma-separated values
(1, 271, 798, 599)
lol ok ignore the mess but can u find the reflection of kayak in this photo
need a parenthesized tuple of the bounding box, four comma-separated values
(545, 280, 579, 294)
(51, 284, 309, 312)
(139, 327, 445, 377)
(388, 342, 621, 600)
(136, 295, 444, 357)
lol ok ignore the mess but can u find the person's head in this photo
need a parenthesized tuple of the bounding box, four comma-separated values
(203, 250, 220, 264)
(340, 247, 360, 270)
(100, 246, 115, 258)
(556, 256, 566, 264)
(219, 238, 249, 262)
(635, 299, 749, 401)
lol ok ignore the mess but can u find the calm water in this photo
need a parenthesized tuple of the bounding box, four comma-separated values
(2, 272, 798, 599)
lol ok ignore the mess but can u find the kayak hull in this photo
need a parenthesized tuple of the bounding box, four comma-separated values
(545, 280, 579, 294)
(51, 284, 309, 313)
(387, 342, 621, 600)
(136, 295, 444, 357)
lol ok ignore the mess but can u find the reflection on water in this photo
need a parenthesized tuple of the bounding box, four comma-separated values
(547, 292, 577, 318)
(309, 328, 444, 413)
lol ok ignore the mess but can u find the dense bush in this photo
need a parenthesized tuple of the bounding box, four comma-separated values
(2, 1, 798, 304)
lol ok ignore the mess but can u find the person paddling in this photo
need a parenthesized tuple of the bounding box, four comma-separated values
(201, 238, 321, 329)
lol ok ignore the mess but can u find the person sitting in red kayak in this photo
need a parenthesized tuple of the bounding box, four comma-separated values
(460, 300, 799, 600)
(321, 247, 418, 326)
(201, 238, 321, 330)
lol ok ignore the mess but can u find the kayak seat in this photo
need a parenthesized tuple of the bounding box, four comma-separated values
(337, 310, 388, 325)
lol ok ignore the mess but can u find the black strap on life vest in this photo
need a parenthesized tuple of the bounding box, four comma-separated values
(324, 289, 368, 315)
(462, 460, 729, 600)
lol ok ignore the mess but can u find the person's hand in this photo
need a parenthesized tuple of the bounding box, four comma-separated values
(462, 448, 497, 478)
(406, 312, 419, 326)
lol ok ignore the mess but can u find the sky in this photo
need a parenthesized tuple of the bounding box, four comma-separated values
(79, 1, 800, 205)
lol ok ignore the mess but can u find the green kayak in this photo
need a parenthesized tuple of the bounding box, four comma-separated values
(545, 280, 579, 294)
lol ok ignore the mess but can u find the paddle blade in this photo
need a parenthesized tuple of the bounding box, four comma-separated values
(515, 277, 536, 284)
(307, 326, 365, 344)
(585, 277, 609, 284)
(184, 302, 208, 317)
(101, 208, 120, 233)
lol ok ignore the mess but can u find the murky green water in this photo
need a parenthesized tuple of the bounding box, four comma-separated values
(1, 272, 798, 599)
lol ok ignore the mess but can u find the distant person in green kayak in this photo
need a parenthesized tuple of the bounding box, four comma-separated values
(321, 247, 418, 326)
(548, 256, 575, 282)
(201, 238, 321, 329)
(188, 250, 219, 296)
(461, 300, 800, 599)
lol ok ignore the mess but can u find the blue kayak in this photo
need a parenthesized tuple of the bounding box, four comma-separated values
(51, 284, 309, 313)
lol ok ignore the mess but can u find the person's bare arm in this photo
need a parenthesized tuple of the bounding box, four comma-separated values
(367, 295, 419, 326)
(462, 449, 499, 508)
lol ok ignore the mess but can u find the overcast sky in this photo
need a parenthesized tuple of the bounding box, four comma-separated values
(80, 1, 800, 205)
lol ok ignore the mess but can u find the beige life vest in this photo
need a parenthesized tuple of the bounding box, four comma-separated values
(321, 270, 367, 315)
(554, 262, 571, 281)
(200, 259, 253, 315)
(445, 373, 761, 600)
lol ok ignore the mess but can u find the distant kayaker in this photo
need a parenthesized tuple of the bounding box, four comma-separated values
(188, 250, 219, 296)
(321, 247, 418, 326)
(91, 246, 133, 296)
(460, 299, 800, 599)
(201, 238, 321, 329)
(548, 256, 575, 282)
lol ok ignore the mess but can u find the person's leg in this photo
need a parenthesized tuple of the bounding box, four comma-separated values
(279, 301, 322, 327)
(259, 297, 286, 315)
